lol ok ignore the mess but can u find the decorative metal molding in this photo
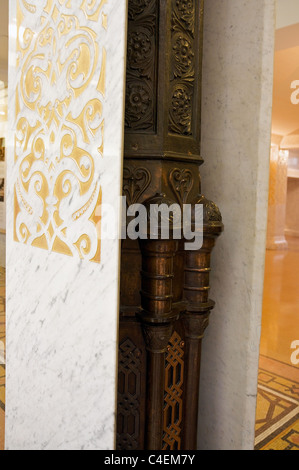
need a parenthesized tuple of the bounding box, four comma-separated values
(169, 168, 194, 205)
(143, 193, 182, 234)
(173, 0, 195, 34)
(169, 0, 195, 136)
(123, 166, 151, 206)
(183, 312, 210, 340)
(128, 0, 152, 19)
(162, 331, 184, 450)
(125, 0, 158, 132)
(116, 338, 142, 451)
(196, 195, 222, 223)
(142, 322, 174, 353)
(169, 85, 193, 136)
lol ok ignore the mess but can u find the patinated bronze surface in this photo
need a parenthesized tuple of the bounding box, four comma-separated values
(117, 0, 223, 450)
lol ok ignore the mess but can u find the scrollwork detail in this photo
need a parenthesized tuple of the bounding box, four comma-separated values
(125, 80, 153, 131)
(169, 168, 194, 205)
(195, 195, 223, 223)
(169, 85, 193, 136)
(172, 33, 194, 78)
(128, 0, 152, 20)
(169, 0, 195, 136)
(174, 0, 195, 35)
(123, 166, 151, 206)
(127, 28, 153, 78)
(125, 0, 158, 133)
(14, 0, 107, 263)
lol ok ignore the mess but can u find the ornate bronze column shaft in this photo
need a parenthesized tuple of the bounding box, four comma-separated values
(182, 198, 223, 449)
(117, 0, 224, 450)
(139, 237, 179, 450)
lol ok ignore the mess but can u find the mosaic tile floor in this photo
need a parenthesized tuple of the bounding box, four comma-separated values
(255, 356, 299, 450)
(255, 241, 299, 450)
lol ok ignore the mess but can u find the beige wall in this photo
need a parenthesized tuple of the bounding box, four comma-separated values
(286, 177, 299, 236)
(276, 0, 299, 29)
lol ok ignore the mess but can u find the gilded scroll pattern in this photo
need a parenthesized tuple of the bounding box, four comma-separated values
(14, 0, 108, 263)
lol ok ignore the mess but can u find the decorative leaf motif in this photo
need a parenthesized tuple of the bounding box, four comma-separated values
(128, 0, 152, 19)
(169, 168, 194, 205)
(196, 195, 222, 223)
(172, 33, 194, 78)
(125, 0, 158, 132)
(125, 80, 153, 131)
(173, 0, 195, 34)
(169, 0, 195, 136)
(123, 166, 151, 206)
(169, 84, 193, 135)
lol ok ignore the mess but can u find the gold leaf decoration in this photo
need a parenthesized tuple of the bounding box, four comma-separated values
(14, 0, 108, 263)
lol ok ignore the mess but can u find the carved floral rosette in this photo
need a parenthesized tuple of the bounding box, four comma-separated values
(125, 0, 158, 132)
(169, 0, 196, 136)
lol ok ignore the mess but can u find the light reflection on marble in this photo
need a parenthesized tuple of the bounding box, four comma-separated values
(6, 0, 127, 450)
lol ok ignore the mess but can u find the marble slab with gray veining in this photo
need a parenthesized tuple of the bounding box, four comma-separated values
(5, 0, 127, 450)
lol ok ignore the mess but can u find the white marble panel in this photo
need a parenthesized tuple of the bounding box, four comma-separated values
(198, 0, 275, 450)
(6, 0, 128, 450)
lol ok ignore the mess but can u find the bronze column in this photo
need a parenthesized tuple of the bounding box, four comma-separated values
(182, 196, 223, 449)
(117, 0, 224, 450)
(138, 195, 180, 450)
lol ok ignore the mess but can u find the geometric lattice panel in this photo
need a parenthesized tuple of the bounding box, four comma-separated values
(117, 338, 142, 450)
(162, 331, 184, 450)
